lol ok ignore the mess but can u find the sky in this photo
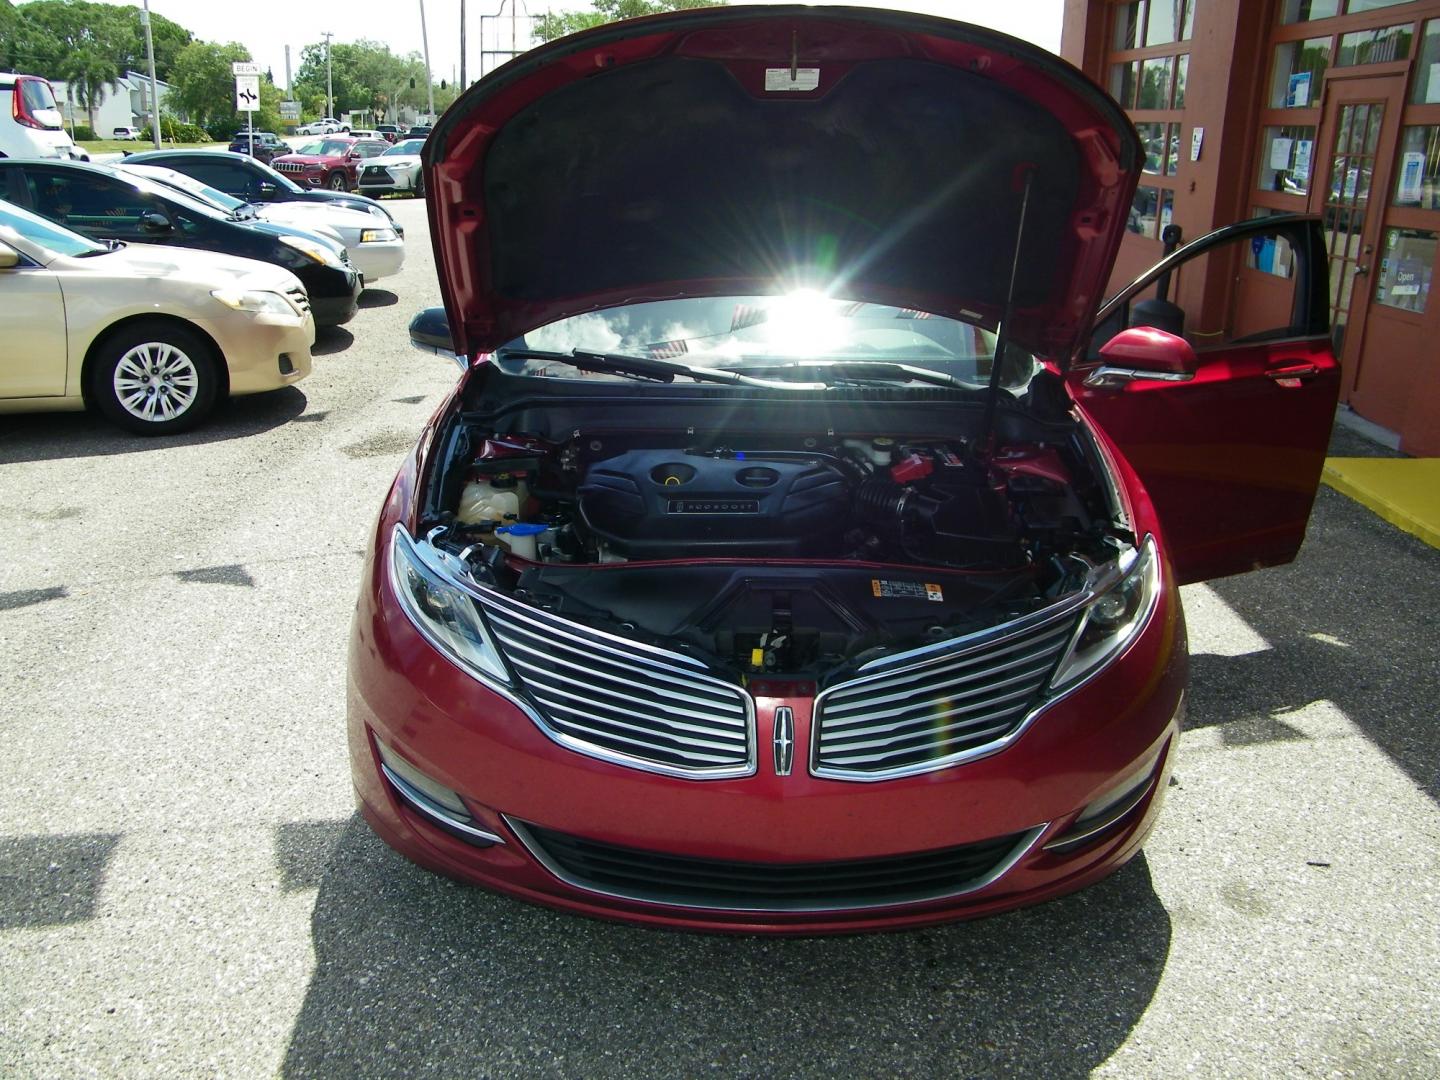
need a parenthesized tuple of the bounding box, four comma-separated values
(42, 1, 1063, 91)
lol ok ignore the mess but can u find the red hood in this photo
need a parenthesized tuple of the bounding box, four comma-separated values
(424, 5, 1142, 359)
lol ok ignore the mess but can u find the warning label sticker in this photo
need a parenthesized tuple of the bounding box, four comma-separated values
(871, 579, 945, 602)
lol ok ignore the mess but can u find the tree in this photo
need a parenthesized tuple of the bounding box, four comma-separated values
(3, 0, 191, 80)
(535, 0, 726, 43)
(293, 39, 426, 121)
(168, 40, 252, 136)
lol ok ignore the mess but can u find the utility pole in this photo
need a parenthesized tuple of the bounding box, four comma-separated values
(459, 0, 466, 89)
(323, 31, 334, 120)
(284, 45, 292, 97)
(141, 0, 161, 148)
(419, 0, 435, 121)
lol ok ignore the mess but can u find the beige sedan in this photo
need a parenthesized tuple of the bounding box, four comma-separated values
(0, 199, 314, 434)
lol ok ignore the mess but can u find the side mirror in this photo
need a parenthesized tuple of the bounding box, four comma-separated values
(140, 211, 173, 235)
(0, 242, 20, 269)
(1096, 326, 1198, 375)
(409, 307, 465, 371)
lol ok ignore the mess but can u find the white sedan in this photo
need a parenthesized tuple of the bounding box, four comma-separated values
(0, 200, 313, 434)
(355, 138, 426, 198)
(119, 163, 405, 284)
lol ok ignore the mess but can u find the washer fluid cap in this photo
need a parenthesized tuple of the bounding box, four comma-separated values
(496, 523, 547, 536)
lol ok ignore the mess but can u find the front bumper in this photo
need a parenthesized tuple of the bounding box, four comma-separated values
(347, 521, 1187, 933)
(348, 239, 405, 283)
(297, 265, 362, 327)
(201, 307, 314, 395)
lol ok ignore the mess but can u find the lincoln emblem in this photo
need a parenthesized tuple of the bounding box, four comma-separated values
(773, 707, 795, 776)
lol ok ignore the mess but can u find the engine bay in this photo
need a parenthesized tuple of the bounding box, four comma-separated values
(421, 424, 1131, 683)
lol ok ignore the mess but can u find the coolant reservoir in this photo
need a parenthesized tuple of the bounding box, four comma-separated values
(457, 475, 521, 526)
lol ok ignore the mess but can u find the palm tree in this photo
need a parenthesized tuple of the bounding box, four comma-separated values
(60, 47, 122, 133)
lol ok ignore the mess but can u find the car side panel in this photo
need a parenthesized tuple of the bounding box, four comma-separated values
(0, 257, 67, 397)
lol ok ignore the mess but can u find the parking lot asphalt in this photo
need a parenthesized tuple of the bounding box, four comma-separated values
(1, 199, 1437, 1078)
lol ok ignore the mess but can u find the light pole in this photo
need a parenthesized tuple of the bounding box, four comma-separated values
(419, 0, 435, 121)
(141, 0, 161, 148)
(323, 31, 334, 120)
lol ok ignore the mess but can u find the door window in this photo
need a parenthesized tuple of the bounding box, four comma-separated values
(30, 172, 160, 239)
(1321, 101, 1386, 347)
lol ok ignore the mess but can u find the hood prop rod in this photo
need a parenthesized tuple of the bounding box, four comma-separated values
(978, 166, 1034, 454)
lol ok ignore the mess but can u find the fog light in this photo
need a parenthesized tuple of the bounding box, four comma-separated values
(1043, 756, 1159, 855)
(278, 353, 295, 375)
(374, 738, 503, 847)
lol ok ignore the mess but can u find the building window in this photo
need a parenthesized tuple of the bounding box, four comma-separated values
(1281, 0, 1413, 21)
(1335, 23, 1414, 67)
(1112, 2, 1195, 50)
(1258, 125, 1317, 195)
(1137, 122, 1181, 174)
(1393, 126, 1440, 209)
(1174, 54, 1189, 108)
(1411, 20, 1440, 104)
(1138, 57, 1173, 107)
(1269, 37, 1331, 107)
(1127, 186, 1174, 239)
(1375, 227, 1436, 313)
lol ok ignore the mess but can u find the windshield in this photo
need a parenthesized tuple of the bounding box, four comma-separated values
(139, 171, 246, 214)
(497, 295, 1038, 389)
(121, 174, 229, 221)
(310, 139, 353, 156)
(383, 140, 424, 156)
(0, 198, 108, 257)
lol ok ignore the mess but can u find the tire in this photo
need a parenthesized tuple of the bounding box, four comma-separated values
(414, 172, 425, 199)
(327, 171, 349, 191)
(91, 321, 220, 435)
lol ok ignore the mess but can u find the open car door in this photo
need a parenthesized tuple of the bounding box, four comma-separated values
(1067, 215, 1340, 585)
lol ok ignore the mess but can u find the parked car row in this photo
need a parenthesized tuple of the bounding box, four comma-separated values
(356, 139, 427, 197)
(0, 199, 313, 433)
(270, 136, 391, 192)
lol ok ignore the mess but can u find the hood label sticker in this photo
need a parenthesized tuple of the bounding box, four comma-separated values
(765, 68, 820, 92)
(871, 579, 945, 602)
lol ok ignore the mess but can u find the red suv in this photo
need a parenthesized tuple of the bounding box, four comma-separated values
(270, 135, 389, 191)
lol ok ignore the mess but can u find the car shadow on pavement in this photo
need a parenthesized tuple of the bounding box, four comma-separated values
(0, 387, 309, 465)
(280, 816, 1170, 1079)
(313, 327, 355, 356)
(1186, 488, 1440, 802)
(358, 289, 399, 309)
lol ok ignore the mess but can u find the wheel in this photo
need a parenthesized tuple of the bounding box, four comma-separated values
(414, 172, 425, 199)
(328, 171, 349, 191)
(92, 321, 219, 435)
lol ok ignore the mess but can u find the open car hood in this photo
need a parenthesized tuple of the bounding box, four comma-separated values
(425, 4, 1141, 360)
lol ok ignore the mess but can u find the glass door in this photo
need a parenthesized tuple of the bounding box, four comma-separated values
(1309, 74, 1405, 396)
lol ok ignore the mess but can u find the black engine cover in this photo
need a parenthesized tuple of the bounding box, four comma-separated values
(577, 449, 850, 558)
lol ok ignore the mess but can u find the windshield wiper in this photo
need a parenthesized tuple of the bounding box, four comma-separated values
(717, 360, 983, 391)
(495, 348, 822, 389)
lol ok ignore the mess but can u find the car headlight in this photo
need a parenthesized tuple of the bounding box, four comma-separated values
(279, 235, 343, 267)
(210, 288, 295, 315)
(360, 227, 398, 243)
(389, 525, 509, 685)
(1050, 536, 1159, 690)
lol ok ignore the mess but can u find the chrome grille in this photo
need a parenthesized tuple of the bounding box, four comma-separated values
(284, 285, 310, 315)
(274, 161, 304, 174)
(474, 590, 755, 778)
(812, 610, 1081, 780)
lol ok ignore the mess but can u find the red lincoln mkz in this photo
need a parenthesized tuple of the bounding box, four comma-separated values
(347, 6, 1339, 932)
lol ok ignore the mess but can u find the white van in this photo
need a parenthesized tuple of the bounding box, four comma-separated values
(0, 73, 87, 160)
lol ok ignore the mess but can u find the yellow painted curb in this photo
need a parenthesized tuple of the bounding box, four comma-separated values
(1322, 457, 1440, 550)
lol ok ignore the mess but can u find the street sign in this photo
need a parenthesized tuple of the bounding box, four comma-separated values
(279, 100, 300, 121)
(235, 75, 260, 111)
(231, 61, 261, 76)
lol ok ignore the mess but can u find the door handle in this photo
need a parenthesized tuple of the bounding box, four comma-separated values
(1266, 363, 1320, 388)
(1354, 264, 1370, 276)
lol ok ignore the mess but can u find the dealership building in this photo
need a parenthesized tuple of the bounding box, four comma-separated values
(1061, 0, 1440, 454)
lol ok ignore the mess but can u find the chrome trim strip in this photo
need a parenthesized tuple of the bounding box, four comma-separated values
(380, 763, 506, 846)
(389, 526, 755, 781)
(1043, 773, 1157, 853)
(505, 817, 1048, 914)
(1083, 365, 1195, 389)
